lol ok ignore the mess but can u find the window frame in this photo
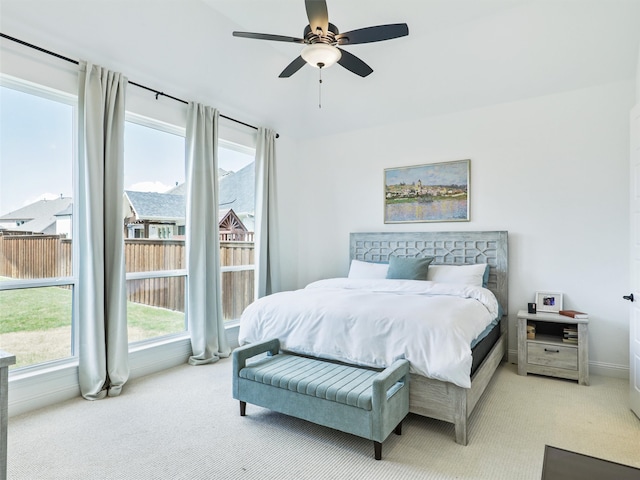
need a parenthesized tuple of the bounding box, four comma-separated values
(0, 74, 79, 369)
(124, 112, 189, 343)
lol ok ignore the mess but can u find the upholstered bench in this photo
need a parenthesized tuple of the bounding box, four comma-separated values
(232, 338, 410, 460)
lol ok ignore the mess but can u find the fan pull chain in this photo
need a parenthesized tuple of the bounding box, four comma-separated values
(318, 66, 323, 109)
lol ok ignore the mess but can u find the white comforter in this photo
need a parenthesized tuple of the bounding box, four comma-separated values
(238, 278, 499, 388)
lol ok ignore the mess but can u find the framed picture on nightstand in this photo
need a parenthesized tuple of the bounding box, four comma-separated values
(535, 291, 563, 313)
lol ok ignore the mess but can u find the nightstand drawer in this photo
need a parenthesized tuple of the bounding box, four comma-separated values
(527, 343, 577, 370)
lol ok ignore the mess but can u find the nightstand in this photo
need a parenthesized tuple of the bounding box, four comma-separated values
(517, 310, 589, 385)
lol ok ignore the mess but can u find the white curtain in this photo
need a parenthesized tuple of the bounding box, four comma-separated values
(185, 103, 230, 365)
(254, 127, 280, 298)
(77, 61, 129, 399)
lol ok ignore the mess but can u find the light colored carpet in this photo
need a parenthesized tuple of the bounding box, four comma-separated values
(7, 361, 640, 479)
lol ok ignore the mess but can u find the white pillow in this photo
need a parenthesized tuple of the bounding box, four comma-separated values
(426, 264, 488, 287)
(348, 259, 389, 279)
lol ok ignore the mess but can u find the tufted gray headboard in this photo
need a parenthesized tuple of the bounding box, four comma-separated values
(349, 231, 508, 315)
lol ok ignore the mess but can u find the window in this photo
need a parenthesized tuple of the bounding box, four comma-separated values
(122, 121, 257, 335)
(0, 79, 76, 370)
(124, 116, 187, 343)
(0, 72, 257, 373)
(218, 141, 256, 322)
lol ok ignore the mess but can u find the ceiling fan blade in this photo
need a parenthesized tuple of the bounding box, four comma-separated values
(233, 31, 305, 43)
(279, 56, 307, 78)
(336, 23, 409, 45)
(305, 0, 329, 35)
(337, 48, 373, 78)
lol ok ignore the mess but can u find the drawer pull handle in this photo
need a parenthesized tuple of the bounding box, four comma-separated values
(544, 348, 560, 353)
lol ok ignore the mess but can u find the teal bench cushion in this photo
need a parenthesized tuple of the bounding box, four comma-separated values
(239, 354, 381, 410)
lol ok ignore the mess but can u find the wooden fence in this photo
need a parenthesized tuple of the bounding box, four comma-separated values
(0, 235, 72, 279)
(0, 235, 254, 321)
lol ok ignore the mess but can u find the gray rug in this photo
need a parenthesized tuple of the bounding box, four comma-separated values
(542, 445, 640, 480)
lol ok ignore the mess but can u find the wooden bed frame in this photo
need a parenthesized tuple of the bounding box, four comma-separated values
(350, 231, 508, 445)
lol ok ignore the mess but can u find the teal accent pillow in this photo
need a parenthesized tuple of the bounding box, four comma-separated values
(482, 264, 491, 288)
(386, 256, 434, 280)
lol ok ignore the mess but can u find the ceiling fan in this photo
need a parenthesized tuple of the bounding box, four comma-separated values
(232, 0, 409, 78)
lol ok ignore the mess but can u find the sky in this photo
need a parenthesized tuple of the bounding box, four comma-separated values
(0, 85, 73, 213)
(0, 85, 255, 215)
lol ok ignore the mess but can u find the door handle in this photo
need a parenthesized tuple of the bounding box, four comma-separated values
(623, 293, 635, 302)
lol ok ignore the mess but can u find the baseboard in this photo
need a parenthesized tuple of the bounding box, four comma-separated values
(8, 326, 240, 417)
(589, 361, 629, 379)
(508, 348, 518, 366)
(507, 348, 629, 380)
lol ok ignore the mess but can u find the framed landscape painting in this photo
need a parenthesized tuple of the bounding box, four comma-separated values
(384, 159, 470, 223)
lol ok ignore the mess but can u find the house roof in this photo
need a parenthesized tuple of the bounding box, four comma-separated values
(0, 197, 72, 222)
(0, 197, 73, 234)
(125, 191, 185, 222)
(124, 191, 246, 228)
(55, 204, 73, 216)
(166, 168, 230, 196)
(164, 162, 255, 216)
(219, 162, 254, 215)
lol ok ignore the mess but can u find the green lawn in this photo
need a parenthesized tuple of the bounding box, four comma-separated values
(127, 301, 186, 338)
(0, 286, 72, 334)
(0, 285, 185, 368)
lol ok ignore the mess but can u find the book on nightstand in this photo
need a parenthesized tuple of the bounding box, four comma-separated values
(559, 309, 588, 319)
(563, 326, 578, 344)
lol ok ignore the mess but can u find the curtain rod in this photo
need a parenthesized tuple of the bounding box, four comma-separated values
(0, 32, 279, 138)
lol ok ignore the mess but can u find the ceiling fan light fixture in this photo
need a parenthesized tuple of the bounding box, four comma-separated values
(301, 43, 341, 68)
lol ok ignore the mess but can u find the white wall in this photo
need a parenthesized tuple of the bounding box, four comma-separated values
(276, 80, 633, 377)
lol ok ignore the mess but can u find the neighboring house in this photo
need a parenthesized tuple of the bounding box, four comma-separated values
(161, 161, 256, 235)
(54, 204, 73, 238)
(123, 190, 249, 240)
(124, 190, 186, 239)
(219, 162, 255, 232)
(0, 196, 73, 236)
(168, 163, 253, 206)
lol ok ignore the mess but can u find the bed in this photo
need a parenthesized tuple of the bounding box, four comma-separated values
(239, 231, 508, 445)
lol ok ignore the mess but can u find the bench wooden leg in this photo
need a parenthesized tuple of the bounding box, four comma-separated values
(374, 441, 382, 460)
(394, 421, 402, 435)
(240, 401, 246, 416)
